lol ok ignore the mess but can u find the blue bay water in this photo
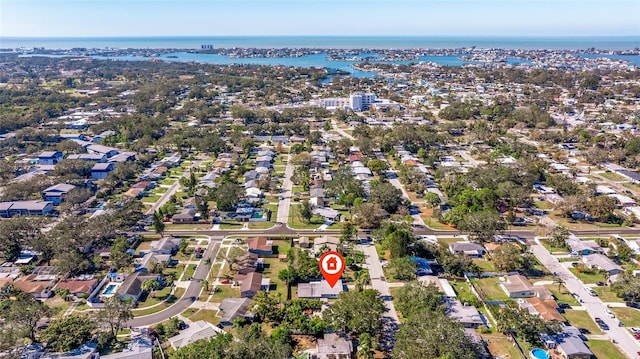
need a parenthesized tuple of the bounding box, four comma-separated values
(1, 35, 639, 50)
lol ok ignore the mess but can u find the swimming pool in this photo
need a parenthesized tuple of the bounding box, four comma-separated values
(103, 284, 117, 295)
(530, 348, 549, 359)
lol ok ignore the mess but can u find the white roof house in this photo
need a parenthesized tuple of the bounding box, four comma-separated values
(167, 320, 223, 349)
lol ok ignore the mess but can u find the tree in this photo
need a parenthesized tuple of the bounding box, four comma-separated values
(393, 311, 481, 359)
(351, 202, 384, 229)
(458, 210, 506, 243)
(168, 333, 233, 359)
(143, 279, 160, 298)
(216, 182, 242, 211)
(369, 180, 403, 214)
(357, 332, 377, 359)
(387, 257, 417, 281)
(386, 228, 413, 259)
(394, 281, 445, 317)
(547, 225, 569, 249)
(553, 277, 565, 293)
(3, 292, 52, 342)
(366, 159, 389, 176)
(298, 200, 313, 224)
(613, 241, 634, 263)
(340, 222, 356, 243)
(424, 192, 441, 208)
(197, 197, 210, 220)
(323, 289, 385, 335)
(278, 267, 296, 300)
(110, 236, 133, 271)
(612, 271, 640, 301)
(201, 279, 210, 293)
(152, 210, 165, 236)
(97, 296, 133, 337)
(41, 315, 96, 352)
(493, 243, 525, 272)
(353, 269, 371, 291)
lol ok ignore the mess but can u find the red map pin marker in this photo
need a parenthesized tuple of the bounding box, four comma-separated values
(319, 251, 345, 288)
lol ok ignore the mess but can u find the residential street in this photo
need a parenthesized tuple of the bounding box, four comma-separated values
(146, 160, 203, 215)
(530, 238, 640, 358)
(276, 153, 294, 224)
(128, 236, 223, 327)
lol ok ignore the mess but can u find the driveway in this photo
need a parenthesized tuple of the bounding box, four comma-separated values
(128, 236, 223, 327)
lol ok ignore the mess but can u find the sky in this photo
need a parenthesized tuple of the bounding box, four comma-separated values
(1, 0, 639, 37)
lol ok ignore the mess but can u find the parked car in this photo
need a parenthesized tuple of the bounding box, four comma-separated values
(605, 308, 616, 318)
(578, 328, 590, 334)
(596, 282, 606, 286)
(220, 279, 230, 284)
(626, 302, 640, 309)
(629, 327, 640, 334)
(558, 302, 572, 309)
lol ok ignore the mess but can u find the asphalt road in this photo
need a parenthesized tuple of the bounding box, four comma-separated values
(530, 238, 640, 358)
(276, 153, 294, 224)
(146, 160, 203, 215)
(128, 237, 222, 327)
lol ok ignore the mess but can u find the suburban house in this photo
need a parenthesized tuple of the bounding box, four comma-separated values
(150, 237, 182, 255)
(520, 297, 564, 322)
(0, 201, 54, 218)
(171, 208, 198, 224)
(116, 272, 158, 303)
(135, 253, 174, 273)
(53, 278, 98, 298)
(581, 254, 623, 276)
(500, 274, 536, 298)
(12, 274, 56, 299)
(41, 342, 99, 359)
(314, 333, 353, 359)
(101, 337, 154, 359)
(297, 280, 344, 299)
(309, 187, 325, 207)
(313, 236, 340, 254)
(237, 272, 264, 298)
(236, 253, 263, 275)
(66, 153, 107, 163)
(42, 183, 76, 205)
(566, 237, 601, 256)
(167, 320, 223, 349)
(449, 242, 485, 258)
(124, 188, 145, 199)
(91, 162, 115, 180)
(87, 144, 119, 158)
(542, 326, 593, 359)
(219, 297, 254, 327)
(38, 151, 64, 165)
(446, 300, 484, 328)
(313, 207, 341, 222)
(108, 152, 136, 163)
(246, 237, 273, 256)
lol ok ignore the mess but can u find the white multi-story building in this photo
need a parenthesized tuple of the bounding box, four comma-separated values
(350, 91, 376, 111)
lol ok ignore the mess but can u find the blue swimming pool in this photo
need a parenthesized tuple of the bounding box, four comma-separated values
(530, 348, 549, 359)
(103, 284, 117, 295)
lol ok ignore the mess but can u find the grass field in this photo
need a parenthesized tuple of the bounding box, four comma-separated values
(598, 171, 627, 182)
(471, 277, 509, 301)
(189, 309, 220, 325)
(562, 309, 603, 334)
(593, 287, 625, 303)
(547, 284, 579, 306)
(483, 334, 523, 359)
(133, 288, 185, 316)
(588, 340, 627, 359)
(210, 286, 240, 302)
(611, 307, 640, 327)
(568, 268, 607, 284)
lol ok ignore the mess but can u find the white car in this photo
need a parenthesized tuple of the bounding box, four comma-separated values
(605, 308, 615, 318)
(629, 327, 640, 334)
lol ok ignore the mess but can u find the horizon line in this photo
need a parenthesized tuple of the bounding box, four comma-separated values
(2, 34, 639, 39)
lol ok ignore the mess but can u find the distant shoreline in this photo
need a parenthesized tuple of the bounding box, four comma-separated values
(1, 35, 639, 51)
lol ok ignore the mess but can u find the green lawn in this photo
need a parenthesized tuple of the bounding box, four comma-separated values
(210, 285, 240, 302)
(136, 287, 173, 308)
(153, 187, 168, 194)
(262, 256, 292, 299)
(288, 205, 325, 229)
(483, 334, 524, 359)
(471, 277, 509, 301)
(538, 239, 569, 253)
(133, 288, 185, 316)
(165, 223, 212, 230)
(593, 287, 625, 303)
(158, 179, 177, 185)
(473, 259, 496, 272)
(598, 171, 627, 182)
(219, 222, 244, 230)
(562, 309, 603, 334)
(568, 268, 607, 284)
(142, 194, 161, 203)
(189, 309, 220, 325)
(588, 340, 627, 359)
(450, 280, 478, 306)
(611, 307, 640, 327)
(547, 285, 579, 306)
(184, 264, 197, 280)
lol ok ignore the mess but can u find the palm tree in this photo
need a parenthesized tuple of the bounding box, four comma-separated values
(553, 277, 565, 293)
(354, 270, 371, 292)
(201, 279, 209, 293)
(357, 332, 377, 359)
(142, 279, 160, 298)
